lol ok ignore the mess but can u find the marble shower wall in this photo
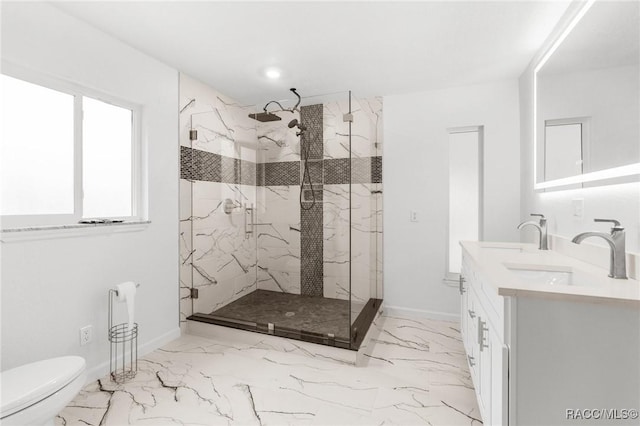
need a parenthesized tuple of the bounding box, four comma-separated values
(255, 184, 302, 294)
(255, 110, 303, 295)
(179, 74, 258, 330)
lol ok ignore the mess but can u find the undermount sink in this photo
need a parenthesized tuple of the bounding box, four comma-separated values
(504, 263, 600, 287)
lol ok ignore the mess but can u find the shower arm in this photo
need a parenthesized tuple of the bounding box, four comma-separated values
(262, 88, 302, 114)
(262, 100, 288, 113)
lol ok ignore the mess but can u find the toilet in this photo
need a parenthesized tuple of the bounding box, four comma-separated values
(1, 356, 86, 426)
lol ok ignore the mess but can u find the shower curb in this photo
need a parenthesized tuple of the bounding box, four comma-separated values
(185, 303, 384, 367)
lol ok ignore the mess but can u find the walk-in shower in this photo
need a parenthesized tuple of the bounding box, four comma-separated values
(179, 76, 383, 350)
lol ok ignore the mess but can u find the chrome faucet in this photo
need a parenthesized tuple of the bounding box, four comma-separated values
(517, 213, 548, 250)
(571, 219, 627, 279)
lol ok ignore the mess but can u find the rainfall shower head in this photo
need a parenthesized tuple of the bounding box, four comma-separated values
(248, 111, 282, 122)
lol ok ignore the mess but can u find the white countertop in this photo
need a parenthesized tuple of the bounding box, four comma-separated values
(461, 241, 640, 306)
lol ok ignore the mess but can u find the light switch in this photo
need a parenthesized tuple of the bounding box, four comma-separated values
(410, 210, 419, 222)
(572, 199, 584, 218)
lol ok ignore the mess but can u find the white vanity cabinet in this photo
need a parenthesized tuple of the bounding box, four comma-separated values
(460, 242, 640, 426)
(461, 255, 508, 426)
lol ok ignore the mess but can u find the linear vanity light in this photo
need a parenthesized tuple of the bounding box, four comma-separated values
(536, 163, 640, 190)
(532, 0, 596, 190)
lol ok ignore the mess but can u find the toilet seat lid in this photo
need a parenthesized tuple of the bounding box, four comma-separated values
(1, 356, 86, 417)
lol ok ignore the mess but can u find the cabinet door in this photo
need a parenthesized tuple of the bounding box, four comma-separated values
(490, 334, 509, 425)
(479, 314, 509, 426)
(460, 250, 508, 425)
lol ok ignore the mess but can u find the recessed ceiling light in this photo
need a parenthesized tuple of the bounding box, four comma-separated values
(265, 68, 281, 79)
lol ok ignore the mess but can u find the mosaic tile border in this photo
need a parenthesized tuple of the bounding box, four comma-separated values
(300, 105, 324, 296)
(300, 191, 324, 296)
(181, 147, 382, 186)
(371, 156, 382, 184)
(257, 162, 300, 186)
(303, 159, 324, 185)
(180, 146, 256, 185)
(324, 157, 383, 185)
(300, 104, 324, 161)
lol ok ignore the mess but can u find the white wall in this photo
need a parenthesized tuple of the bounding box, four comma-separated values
(383, 81, 521, 318)
(1, 3, 179, 377)
(519, 11, 640, 256)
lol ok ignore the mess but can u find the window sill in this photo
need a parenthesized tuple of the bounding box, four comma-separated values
(0, 220, 151, 242)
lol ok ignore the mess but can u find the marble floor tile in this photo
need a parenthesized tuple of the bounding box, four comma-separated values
(56, 315, 482, 425)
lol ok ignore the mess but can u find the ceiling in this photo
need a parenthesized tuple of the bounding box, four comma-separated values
(51, 1, 571, 106)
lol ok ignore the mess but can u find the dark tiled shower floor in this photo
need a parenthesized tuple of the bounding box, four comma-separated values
(209, 290, 351, 339)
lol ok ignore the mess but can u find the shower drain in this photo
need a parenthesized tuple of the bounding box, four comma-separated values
(285, 311, 295, 317)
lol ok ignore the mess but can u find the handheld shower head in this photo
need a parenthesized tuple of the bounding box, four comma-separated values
(288, 119, 307, 136)
(288, 119, 307, 130)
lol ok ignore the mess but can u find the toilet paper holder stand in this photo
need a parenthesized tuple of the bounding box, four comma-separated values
(108, 284, 139, 383)
(112, 282, 140, 297)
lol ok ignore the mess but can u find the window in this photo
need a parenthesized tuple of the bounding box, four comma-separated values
(1, 75, 75, 217)
(83, 97, 133, 218)
(1, 71, 140, 228)
(544, 117, 590, 181)
(447, 126, 483, 276)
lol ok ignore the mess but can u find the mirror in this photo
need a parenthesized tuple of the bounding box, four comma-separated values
(535, 0, 640, 189)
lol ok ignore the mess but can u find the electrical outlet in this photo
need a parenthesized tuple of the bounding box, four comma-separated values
(410, 210, 419, 222)
(80, 325, 92, 346)
(572, 199, 584, 218)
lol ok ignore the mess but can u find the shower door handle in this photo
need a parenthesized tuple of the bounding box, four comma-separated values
(244, 203, 254, 239)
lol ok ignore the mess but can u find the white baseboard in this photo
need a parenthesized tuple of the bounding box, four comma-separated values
(383, 305, 459, 322)
(84, 327, 181, 384)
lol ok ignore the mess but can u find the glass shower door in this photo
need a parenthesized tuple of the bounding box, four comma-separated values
(184, 96, 259, 320)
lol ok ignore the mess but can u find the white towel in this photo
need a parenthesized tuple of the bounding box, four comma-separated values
(115, 281, 137, 330)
